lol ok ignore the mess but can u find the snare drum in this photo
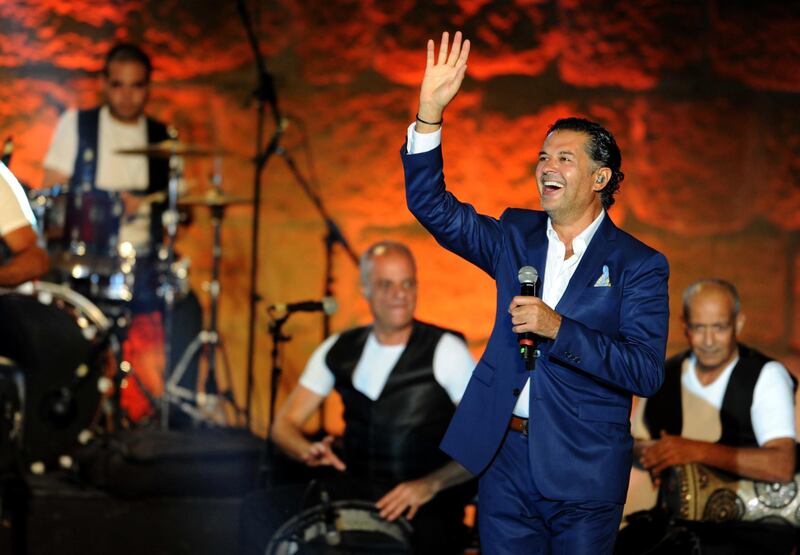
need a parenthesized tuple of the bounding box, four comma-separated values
(0, 282, 113, 468)
(266, 499, 413, 555)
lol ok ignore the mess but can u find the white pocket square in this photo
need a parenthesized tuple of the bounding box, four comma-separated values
(594, 265, 611, 287)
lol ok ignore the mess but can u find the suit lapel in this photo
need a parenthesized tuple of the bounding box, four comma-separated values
(555, 214, 617, 316)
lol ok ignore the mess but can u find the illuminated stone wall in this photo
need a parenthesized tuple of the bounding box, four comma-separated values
(1, 1, 799, 437)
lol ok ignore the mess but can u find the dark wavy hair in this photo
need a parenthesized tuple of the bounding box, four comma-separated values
(104, 43, 152, 81)
(547, 117, 624, 210)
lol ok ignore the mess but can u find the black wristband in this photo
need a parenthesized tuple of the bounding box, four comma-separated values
(415, 113, 443, 126)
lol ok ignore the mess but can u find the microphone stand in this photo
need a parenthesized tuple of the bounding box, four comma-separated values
(276, 149, 359, 339)
(237, 0, 284, 427)
(258, 311, 290, 487)
(276, 149, 359, 426)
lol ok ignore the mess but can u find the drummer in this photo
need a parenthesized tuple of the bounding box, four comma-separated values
(0, 162, 49, 286)
(41, 43, 202, 423)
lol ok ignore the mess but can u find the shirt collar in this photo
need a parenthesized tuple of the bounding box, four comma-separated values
(546, 210, 606, 257)
(688, 353, 740, 384)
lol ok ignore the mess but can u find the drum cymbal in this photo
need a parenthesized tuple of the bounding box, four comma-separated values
(177, 189, 250, 206)
(116, 140, 230, 158)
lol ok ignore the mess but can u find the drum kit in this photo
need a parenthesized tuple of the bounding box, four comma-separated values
(0, 140, 248, 471)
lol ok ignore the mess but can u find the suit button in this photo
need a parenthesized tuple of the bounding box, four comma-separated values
(512, 388, 521, 397)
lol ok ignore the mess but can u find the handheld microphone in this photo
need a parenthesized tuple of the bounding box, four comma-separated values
(269, 297, 337, 316)
(517, 266, 539, 370)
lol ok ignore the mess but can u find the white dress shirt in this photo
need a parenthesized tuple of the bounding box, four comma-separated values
(512, 212, 604, 416)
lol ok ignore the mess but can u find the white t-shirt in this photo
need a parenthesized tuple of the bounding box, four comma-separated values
(681, 354, 796, 445)
(299, 329, 475, 404)
(44, 106, 153, 249)
(0, 162, 36, 237)
(633, 353, 796, 446)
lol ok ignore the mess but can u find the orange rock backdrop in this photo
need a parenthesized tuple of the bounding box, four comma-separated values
(1, 0, 799, 436)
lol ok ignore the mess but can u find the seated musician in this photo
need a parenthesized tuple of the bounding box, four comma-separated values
(41, 43, 202, 422)
(0, 162, 49, 286)
(620, 279, 797, 553)
(240, 241, 477, 555)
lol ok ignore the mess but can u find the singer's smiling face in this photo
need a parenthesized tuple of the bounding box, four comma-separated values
(535, 130, 604, 225)
(364, 250, 417, 335)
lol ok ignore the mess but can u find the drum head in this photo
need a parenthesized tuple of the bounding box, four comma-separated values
(0, 289, 108, 467)
(266, 500, 413, 555)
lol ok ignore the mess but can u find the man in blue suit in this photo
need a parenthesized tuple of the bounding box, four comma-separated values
(401, 31, 670, 554)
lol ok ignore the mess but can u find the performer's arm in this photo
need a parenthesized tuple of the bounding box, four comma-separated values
(270, 384, 345, 471)
(0, 225, 49, 286)
(640, 434, 795, 483)
(641, 362, 797, 482)
(375, 460, 473, 521)
(376, 331, 476, 521)
(42, 168, 70, 189)
(403, 32, 507, 276)
(511, 251, 670, 397)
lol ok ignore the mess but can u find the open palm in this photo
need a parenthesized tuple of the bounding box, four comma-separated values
(418, 31, 470, 121)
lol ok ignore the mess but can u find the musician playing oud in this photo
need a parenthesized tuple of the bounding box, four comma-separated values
(41, 42, 201, 422)
(624, 278, 797, 553)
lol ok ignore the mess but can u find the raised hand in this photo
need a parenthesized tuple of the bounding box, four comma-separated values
(417, 31, 471, 130)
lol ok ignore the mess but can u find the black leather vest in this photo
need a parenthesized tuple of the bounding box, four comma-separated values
(326, 320, 462, 486)
(644, 345, 776, 448)
(70, 107, 170, 244)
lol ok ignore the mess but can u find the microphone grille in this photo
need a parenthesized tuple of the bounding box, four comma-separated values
(322, 296, 338, 315)
(518, 266, 538, 285)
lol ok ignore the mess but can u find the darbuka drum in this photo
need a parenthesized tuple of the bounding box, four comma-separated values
(266, 500, 414, 555)
(660, 463, 800, 526)
(0, 282, 113, 468)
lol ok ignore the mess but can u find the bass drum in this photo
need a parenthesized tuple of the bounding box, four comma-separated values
(266, 500, 414, 555)
(0, 282, 112, 469)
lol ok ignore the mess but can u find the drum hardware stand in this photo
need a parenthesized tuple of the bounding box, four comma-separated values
(237, 0, 285, 428)
(166, 164, 243, 427)
(158, 139, 181, 430)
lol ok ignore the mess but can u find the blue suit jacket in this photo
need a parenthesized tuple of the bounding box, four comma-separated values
(402, 145, 669, 504)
